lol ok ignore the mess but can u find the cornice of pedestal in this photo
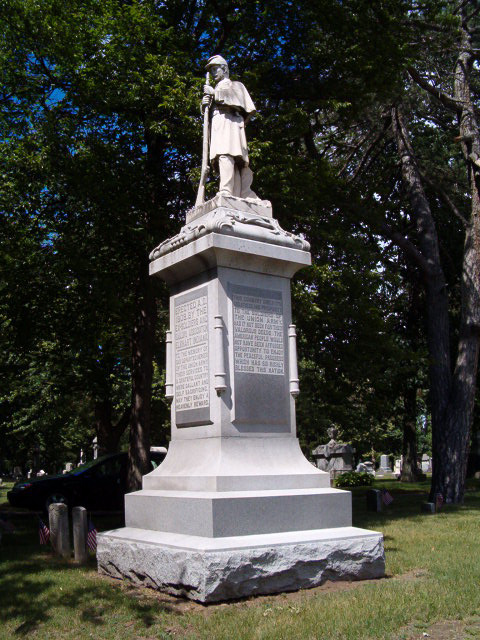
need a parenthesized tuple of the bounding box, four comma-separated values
(150, 200, 310, 263)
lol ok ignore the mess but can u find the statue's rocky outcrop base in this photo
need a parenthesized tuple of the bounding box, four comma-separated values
(97, 195, 385, 602)
(149, 194, 308, 262)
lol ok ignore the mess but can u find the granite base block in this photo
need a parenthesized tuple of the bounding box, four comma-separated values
(97, 527, 385, 603)
(125, 487, 351, 537)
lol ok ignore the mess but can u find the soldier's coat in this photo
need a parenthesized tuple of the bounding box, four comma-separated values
(209, 79, 256, 165)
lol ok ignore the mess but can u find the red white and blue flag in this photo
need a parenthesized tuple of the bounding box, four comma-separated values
(382, 488, 394, 506)
(38, 518, 50, 545)
(87, 520, 97, 552)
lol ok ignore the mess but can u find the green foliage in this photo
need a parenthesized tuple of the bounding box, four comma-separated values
(334, 471, 373, 488)
(0, 0, 474, 478)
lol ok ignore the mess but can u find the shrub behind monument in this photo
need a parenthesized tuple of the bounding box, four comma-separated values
(335, 471, 373, 488)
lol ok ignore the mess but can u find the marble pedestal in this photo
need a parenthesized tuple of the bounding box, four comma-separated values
(97, 199, 385, 602)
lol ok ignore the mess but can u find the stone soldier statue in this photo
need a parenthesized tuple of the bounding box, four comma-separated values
(202, 55, 258, 199)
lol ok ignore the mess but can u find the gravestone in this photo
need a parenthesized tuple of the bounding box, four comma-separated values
(422, 502, 436, 514)
(92, 437, 98, 460)
(96, 55, 385, 603)
(72, 506, 88, 564)
(357, 461, 375, 476)
(49, 503, 70, 558)
(311, 427, 355, 479)
(421, 454, 432, 473)
(376, 455, 395, 478)
(394, 458, 402, 477)
(366, 489, 383, 512)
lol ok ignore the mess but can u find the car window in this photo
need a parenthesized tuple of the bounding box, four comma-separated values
(151, 453, 166, 470)
(67, 454, 125, 475)
(89, 458, 122, 478)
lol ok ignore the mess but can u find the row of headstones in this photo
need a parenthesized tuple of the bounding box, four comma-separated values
(366, 488, 443, 514)
(5, 438, 100, 480)
(48, 503, 91, 563)
(359, 454, 432, 476)
(391, 454, 433, 475)
(312, 446, 433, 479)
(6, 440, 100, 481)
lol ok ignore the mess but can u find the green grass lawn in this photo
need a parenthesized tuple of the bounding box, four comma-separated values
(1, 480, 480, 639)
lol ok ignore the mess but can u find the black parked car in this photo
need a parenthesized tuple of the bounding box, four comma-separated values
(7, 450, 166, 512)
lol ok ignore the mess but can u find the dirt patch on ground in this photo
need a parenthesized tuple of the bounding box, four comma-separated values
(101, 568, 427, 616)
(399, 617, 480, 639)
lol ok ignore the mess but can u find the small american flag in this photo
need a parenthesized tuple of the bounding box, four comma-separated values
(87, 520, 97, 552)
(38, 518, 50, 545)
(435, 493, 444, 510)
(382, 488, 394, 506)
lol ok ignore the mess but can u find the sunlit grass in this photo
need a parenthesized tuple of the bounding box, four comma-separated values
(1, 483, 479, 639)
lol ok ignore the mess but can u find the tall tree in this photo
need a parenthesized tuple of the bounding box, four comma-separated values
(311, 1, 480, 500)
(394, 2, 480, 501)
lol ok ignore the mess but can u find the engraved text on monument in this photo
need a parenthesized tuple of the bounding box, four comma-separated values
(233, 291, 284, 375)
(175, 294, 209, 411)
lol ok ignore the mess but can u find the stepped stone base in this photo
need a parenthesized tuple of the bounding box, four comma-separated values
(125, 487, 351, 537)
(97, 527, 385, 603)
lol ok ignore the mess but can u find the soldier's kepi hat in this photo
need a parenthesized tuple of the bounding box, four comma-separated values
(205, 55, 228, 69)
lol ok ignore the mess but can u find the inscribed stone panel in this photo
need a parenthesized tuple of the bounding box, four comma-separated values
(174, 287, 211, 427)
(233, 291, 285, 376)
(230, 284, 289, 430)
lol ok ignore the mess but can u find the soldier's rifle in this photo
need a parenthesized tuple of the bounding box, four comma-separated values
(195, 71, 211, 207)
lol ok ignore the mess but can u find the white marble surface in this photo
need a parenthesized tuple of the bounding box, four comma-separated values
(143, 437, 330, 491)
(125, 487, 351, 537)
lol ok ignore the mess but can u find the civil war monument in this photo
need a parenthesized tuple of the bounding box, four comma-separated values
(96, 55, 385, 602)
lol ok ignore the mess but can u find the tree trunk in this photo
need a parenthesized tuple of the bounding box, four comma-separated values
(400, 267, 423, 482)
(95, 400, 130, 455)
(125, 124, 165, 492)
(126, 262, 156, 491)
(392, 91, 480, 502)
(400, 382, 422, 482)
(429, 15, 480, 503)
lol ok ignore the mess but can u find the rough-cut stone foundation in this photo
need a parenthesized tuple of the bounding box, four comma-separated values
(98, 527, 385, 603)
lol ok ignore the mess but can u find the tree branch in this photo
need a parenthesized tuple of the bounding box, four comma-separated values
(453, 0, 472, 14)
(465, 4, 480, 24)
(115, 405, 132, 434)
(408, 67, 462, 112)
(337, 131, 371, 177)
(421, 172, 470, 227)
(303, 128, 322, 160)
(380, 222, 433, 275)
(347, 119, 391, 182)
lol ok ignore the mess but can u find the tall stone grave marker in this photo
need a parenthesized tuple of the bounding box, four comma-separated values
(377, 454, 395, 478)
(97, 55, 385, 602)
(311, 427, 356, 479)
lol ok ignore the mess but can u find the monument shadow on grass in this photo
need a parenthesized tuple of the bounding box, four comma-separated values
(0, 513, 181, 636)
